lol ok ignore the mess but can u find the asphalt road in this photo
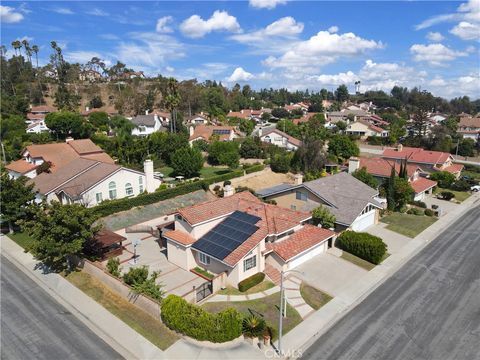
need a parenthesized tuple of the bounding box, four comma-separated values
(303, 205, 480, 360)
(1, 256, 123, 360)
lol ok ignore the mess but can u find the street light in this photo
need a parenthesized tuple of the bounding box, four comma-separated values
(278, 268, 304, 356)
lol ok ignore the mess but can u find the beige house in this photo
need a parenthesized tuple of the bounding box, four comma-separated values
(162, 191, 335, 287)
(345, 119, 389, 139)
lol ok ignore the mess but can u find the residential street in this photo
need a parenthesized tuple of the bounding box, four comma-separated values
(302, 205, 480, 360)
(1, 256, 123, 360)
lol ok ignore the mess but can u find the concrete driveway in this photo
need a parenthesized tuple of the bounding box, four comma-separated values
(424, 196, 459, 216)
(295, 253, 368, 297)
(366, 223, 412, 255)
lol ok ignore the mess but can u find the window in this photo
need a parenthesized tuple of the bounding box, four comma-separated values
(290, 205, 297, 210)
(95, 192, 103, 203)
(296, 191, 307, 201)
(199, 253, 210, 265)
(139, 176, 143, 193)
(125, 183, 133, 196)
(243, 255, 256, 272)
(108, 181, 117, 199)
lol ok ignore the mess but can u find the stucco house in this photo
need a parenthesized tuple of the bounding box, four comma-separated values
(257, 172, 382, 232)
(382, 145, 463, 179)
(162, 191, 335, 287)
(130, 112, 165, 136)
(345, 119, 389, 139)
(188, 125, 239, 144)
(457, 117, 480, 141)
(348, 157, 437, 201)
(186, 113, 209, 125)
(259, 128, 302, 151)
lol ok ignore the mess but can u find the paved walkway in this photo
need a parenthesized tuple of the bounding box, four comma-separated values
(205, 285, 279, 302)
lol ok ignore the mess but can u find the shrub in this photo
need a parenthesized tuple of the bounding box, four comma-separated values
(223, 180, 232, 186)
(440, 191, 455, 201)
(161, 295, 242, 342)
(238, 272, 265, 292)
(407, 208, 423, 215)
(245, 164, 265, 174)
(430, 171, 456, 188)
(106, 257, 121, 277)
(337, 231, 387, 265)
(123, 266, 149, 286)
(409, 200, 427, 208)
(424, 209, 435, 217)
(450, 180, 470, 191)
(311, 205, 336, 229)
(432, 204, 439, 209)
(123, 266, 164, 301)
(243, 315, 266, 338)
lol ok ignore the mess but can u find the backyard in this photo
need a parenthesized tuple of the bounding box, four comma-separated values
(157, 166, 230, 179)
(381, 213, 437, 238)
(66, 271, 179, 350)
(203, 293, 302, 339)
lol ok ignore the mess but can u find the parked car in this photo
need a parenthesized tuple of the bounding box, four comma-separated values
(470, 185, 480, 192)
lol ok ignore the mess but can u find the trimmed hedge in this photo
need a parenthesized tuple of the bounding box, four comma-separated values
(337, 231, 387, 265)
(206, 169, 244, 185)
(161, 295, 242, 342)
(238, 272, 265, 292)
(245, 164, 265, 174)
(424, 208, 435, 217)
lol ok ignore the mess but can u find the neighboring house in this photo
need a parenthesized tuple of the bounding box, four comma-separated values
(348, 157, 437, 201)
(5, 138, 114, 179)
(29, 159, 160, 207)
(257, 172, 382, 232)
(292, 112, 318, 125)
(162, 191, 335, 287)
(382, 145, 463, 178)
(186, 113, 209, 125)
(428, 113, 448, 124)
(130, 112, 164, 136)
(284, 102, 309, 114)
(26, 120, 49, 134)
(188, 125, 239, 144)
(25, 105, 56, 132)
(345, 119, 389, 138)
(457, 117, 480, 141)
(259, 128, 302, 151)
(79, 69, 103, 82)
(227, 109, 264, 122)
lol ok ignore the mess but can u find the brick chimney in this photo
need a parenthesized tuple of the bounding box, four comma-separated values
(348, 157, 360, 174)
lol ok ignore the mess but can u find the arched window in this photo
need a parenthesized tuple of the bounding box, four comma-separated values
(108, 181, 117, 199)
(125, 182, 133, 196)
(139, 176, 144, 193)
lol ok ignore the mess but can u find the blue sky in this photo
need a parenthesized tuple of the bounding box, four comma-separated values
(1, 1, 479, 98)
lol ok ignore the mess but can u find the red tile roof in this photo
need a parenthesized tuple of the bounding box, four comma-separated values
(267, 224, 335, 261)
(442, 164, 464, 174)
(163, 230, 197, 246)
(458, 117, 480, 129)
(176, 191, 311, 266)
(5, 159, 38, 174)
(410, 177, 437, 194)
(382, 146, 451, 165)
(189, 125, 235, 142)
(67, 139, 104, 155)
(357, 157, 419, 178)
(26, 112, 46, 121)
(30, 105, 56, 113)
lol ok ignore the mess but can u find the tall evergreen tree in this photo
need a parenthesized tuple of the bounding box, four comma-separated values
(387, 167, 396, 211)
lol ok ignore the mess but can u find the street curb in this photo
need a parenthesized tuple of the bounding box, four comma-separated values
(286, 194, 479, 358)
(1, 237, 146, 360)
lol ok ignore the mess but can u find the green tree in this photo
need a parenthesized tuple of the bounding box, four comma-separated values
(89, 96, 104, 109)
(457, 138, 475, 157)
(312, 205, 336, 229)
(240, 137, 263, 159)
(429, 171, 456, 188)
(239, 119, 255, 136)
(291, 139, 326, 173)
(276, 119, 300, 138)
(88, 111, 109, 131)
(45, 111, 92, 139)
(352, 167, 378, 189)
(392, 177, 414, 210)
(271, 107, 290, 119)
(0, 173, 36, 233)
(208, 141, 240, 168)
(328, 135, 359, 160)
(270, 151, 292, 173)
(20, 202, 100, 271)
(335, 85, 349, 102)
(387, 167, 396, 211)
(170, 147, 204, 178)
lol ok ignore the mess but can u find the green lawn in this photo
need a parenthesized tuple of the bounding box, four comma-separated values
(157, 166, 230, 180)
(157, 166, 174, 177)
(66, 271, 178, 350)
(435, 187, 471, 202)
(381, 213, 437, 238)
(340, 251, 376, 271)
(203, 293, 302, 340)
(217, 280, 276, 296)
(300, 283, 332, 310)
(462, 170, 480, 181)
(8, 232, 35, 250)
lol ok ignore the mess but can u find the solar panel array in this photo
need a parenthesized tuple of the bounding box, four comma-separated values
(192, 211, 261, 260)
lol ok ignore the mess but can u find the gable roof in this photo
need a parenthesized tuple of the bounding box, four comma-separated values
(175, 191, 311, 266)
(189, 125, 235, 142)
(5, 159, 38, 174)
(67, 139, 104, 155)
(261, 128, 302, 147)
(458, 117, 480, 129)
(410, 177, 437, 194)
(130, 114, 157, 127)
(30, 105, 56, 113)
(382, 146, 451, 165)
(356, 157, 420, 178)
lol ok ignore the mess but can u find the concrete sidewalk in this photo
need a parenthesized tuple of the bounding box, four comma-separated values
(281, 192, 480, 357)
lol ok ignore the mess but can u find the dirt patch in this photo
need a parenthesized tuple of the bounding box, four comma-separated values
(230, 168, 296, 191)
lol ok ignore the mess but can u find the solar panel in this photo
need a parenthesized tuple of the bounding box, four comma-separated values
(193, 211, 261, 261)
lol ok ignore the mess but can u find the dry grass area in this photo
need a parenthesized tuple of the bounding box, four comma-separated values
(230, 168, 296, 191)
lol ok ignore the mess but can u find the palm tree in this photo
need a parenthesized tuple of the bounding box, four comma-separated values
(11, 40, 21, 56)
(0, 45, 7, 58)
(32, 45, 39, 68)
(22, 39, 32, 63)
(164, 77, 181, 132)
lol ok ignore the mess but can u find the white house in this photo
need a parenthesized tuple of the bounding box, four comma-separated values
(186, 113, 209, 125)
(259, 128, 302, 151)
(457, 117, 480, 141)
(130, 112, 164, 136)
(26, 120, 49, 134)
(30, 159, 161, 207)
(345, 119, 389, 139)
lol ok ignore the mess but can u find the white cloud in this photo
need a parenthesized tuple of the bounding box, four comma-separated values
(100, 33, 120, 40)
(227, 67, 254, 82)
(156, 16, 174, 33)
(249, 0, 287, 10)
(450, 21, 480, 40)
(263, 30, 383, 71)
(86, 8, 109, 17)
(416, 0, 479, 41)
(52, 7, 74, 15)
(328, 26, 339, 34)
(426, 32, 444, 42)
(428, 73, 480, 98)
(184, 62, 231, 79)
(1, 5, 24, 23)
(180, 10, 241, 38)
(231, 17, 303, 47)
(410, 43, 468, 66)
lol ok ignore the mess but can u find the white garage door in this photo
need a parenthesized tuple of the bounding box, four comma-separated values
(351, 211, 376, 231)
(289, 241, 327, 269)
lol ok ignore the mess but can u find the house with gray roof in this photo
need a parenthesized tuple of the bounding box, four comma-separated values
(257, 172, 382, 232)
(130, 112, 165, 136)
